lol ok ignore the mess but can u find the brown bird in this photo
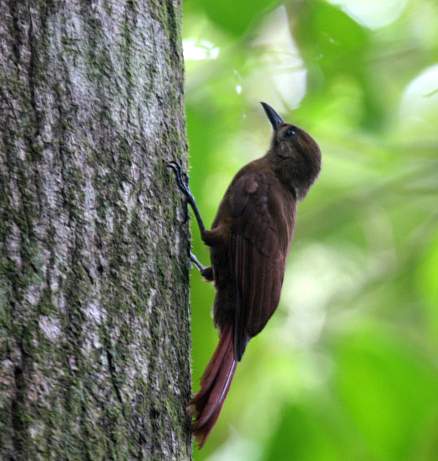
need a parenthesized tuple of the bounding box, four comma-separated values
(168, 102, 321, 447)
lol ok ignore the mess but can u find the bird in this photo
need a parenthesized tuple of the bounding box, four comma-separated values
(168, 102, 321, 447)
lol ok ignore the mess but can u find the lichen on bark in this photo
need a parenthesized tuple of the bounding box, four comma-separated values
(0, 1, 191, 459)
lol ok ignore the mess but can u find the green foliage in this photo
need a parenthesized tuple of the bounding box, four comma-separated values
(187, 0, 280, 36)
(183, 0, 438, 459)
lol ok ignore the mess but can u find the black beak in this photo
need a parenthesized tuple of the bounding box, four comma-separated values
(260, 102, 284, 130)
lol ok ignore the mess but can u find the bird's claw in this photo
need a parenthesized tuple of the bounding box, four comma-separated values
(167, 159, 206, 233)
(167, 160, 193, 202)
(166, 160, 184, 181)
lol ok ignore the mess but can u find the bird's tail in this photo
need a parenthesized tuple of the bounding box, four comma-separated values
(188, 324, 237, 447)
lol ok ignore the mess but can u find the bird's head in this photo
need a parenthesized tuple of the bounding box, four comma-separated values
(261, 102, 321, 199)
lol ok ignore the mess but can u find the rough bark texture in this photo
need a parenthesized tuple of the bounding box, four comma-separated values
(0, 1, 191, 459)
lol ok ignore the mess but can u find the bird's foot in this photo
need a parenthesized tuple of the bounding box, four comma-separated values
(167, 160, 206, 234)
(190, 251, 214, 281)
(167, 161, 195, 203)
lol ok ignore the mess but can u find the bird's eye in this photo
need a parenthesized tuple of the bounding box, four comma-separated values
(284, 127, 296, 138)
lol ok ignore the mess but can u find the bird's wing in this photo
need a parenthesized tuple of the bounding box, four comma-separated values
(227, 171, 295, 360)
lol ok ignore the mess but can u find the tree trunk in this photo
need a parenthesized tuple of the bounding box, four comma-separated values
(0, 1, 191, 460)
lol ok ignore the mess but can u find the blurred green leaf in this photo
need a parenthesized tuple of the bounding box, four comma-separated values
(294, 1, 369, 76)
(417, 233, 438, 342)
(263, 401, 353, 461)
(332, 324, 438, 461)
(187, 0, 280, 36)
(292, 1, 385, 130)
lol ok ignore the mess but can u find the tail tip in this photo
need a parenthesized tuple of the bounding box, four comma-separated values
(194, 432, 208, 449)
(187, 402, 208, 448)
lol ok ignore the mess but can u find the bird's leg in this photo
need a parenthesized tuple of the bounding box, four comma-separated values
(167, 160, 206, 234)
(167, 161, 214, 281)
(190, 251, 214, 282)
(190, 251, 207, 273)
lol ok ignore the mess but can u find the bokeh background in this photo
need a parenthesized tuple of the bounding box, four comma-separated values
(182, 1, 438, 460)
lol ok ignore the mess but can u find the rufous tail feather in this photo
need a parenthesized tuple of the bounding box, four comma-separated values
(188, 325, 237, 447)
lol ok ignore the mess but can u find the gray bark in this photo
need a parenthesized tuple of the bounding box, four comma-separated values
(0, 1, 191, 460)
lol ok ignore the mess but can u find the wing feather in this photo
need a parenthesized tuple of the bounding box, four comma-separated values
(227, 171, 295, 360)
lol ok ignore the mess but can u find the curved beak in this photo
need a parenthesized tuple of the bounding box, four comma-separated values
(260, 102, 284, 130)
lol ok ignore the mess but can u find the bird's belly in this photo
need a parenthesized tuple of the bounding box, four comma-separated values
(210, 246, 229, 289)
(209, 246, 237, 330)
